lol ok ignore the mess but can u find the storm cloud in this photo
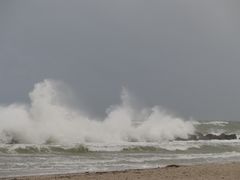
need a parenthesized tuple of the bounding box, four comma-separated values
(0, 0, 240, 120)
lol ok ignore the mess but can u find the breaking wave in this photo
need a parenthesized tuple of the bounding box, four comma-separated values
(0, 79, 195, 145)
(0, 144, 89, 154)
(199, 121, 229, 126)
(1, 142, 240, 155)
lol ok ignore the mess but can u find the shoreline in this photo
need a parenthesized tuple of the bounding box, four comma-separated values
(1, 162, 240, 180)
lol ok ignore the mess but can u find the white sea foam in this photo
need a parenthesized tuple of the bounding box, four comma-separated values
(199, 121, 229, 126)
(177, 151, 240, 160)
(0, 79, 195, 144)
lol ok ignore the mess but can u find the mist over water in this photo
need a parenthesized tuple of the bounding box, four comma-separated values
(0, 79, 195, 145)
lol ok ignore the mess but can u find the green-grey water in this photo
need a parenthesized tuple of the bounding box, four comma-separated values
(1, 121, 240, 178)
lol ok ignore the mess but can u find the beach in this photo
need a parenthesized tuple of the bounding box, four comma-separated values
(2, 162, 240, 180)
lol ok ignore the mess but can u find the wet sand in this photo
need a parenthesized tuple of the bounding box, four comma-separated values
(1, 162, 240, 180)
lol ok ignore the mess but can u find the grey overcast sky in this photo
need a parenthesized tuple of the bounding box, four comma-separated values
(0, 0, 240, 120)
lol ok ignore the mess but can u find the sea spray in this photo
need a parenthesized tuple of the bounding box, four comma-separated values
(0, 79, 195, 144)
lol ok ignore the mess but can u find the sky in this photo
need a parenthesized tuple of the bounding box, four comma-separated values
(0, 0, 240, 121)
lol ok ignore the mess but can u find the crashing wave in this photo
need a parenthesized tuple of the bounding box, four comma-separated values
(0, 79, 195, 145)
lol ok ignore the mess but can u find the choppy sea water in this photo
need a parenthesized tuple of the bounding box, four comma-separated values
(1, 121, 240, 177)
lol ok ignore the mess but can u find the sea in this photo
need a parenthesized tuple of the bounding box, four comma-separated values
(1, 121, 240, 177)
(1, 80, 240, 177)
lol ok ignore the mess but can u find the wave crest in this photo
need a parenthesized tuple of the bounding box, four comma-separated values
(0, 80, 195, 144)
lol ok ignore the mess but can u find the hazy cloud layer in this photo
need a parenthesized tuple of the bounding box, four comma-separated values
(0, 0, 240, 120)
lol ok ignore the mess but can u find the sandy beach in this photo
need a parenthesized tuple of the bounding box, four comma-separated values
(1, 162, 240, 180)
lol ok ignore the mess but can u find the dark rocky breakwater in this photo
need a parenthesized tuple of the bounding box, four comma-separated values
(176, 133, 237, 141)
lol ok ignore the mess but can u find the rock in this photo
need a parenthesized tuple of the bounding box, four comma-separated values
(202, 133, 237, 140)
(187, 134, 198, 140)
(203, 134, 218, 140)
(175, 134, 197, 141)
(198, 133, 236, 140)
(218, 133, 237, 140)
(195, 132, 204, 140)
(175, 132, 237, 141)
(174, 137, 187, 141)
